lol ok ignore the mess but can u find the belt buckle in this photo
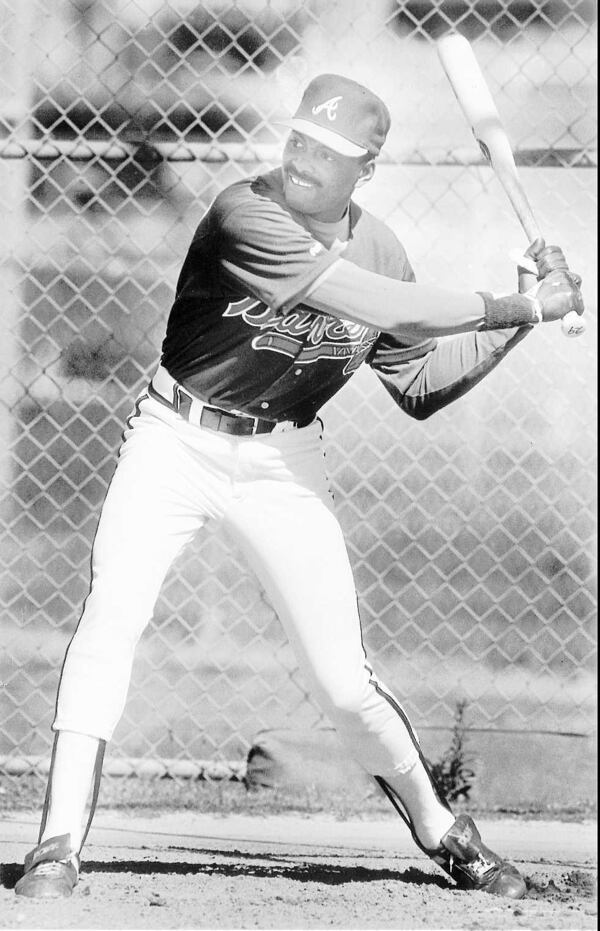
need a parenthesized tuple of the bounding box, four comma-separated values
(253, 418, 275, 435)
(198, 405, 255, 436)
(199, 406, 224, 432)
(229, 406, 262, 435)
(219, 406, 262, 436)
(241, 414, 261, 436)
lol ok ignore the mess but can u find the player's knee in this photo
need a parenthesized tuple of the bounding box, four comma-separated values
(321, 683, 366, 719)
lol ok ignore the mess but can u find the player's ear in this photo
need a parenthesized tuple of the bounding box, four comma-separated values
(355, 158, 376, 188)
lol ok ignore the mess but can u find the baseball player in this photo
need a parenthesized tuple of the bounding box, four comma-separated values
(15, 73, 583, 902)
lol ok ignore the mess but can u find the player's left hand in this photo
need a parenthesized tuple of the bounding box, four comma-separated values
(515, 237, 583, 295)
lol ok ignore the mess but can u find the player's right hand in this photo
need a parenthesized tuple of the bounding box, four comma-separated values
(528, 269, 585, 323)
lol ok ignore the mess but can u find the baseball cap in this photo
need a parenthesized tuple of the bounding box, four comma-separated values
(283, 73, 391, 158)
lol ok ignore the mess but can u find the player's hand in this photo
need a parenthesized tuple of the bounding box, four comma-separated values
(527, 238, 583, 287)
(517, 237, 584, 324)
(526, 269, 585, 323)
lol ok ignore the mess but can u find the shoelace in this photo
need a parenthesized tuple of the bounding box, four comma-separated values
(462, 853, 498, 881)
(33, 859, 76, 877)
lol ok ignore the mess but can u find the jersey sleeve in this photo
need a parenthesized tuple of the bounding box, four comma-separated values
(216, 192, 341, 314)
(370, 327, 531, 420)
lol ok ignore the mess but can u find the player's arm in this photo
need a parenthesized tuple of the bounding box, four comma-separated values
(369, 327, 529, 421)
(216, 189, 583, 337)
(303, 257, 583, 337)
(366, 245, 564, 420)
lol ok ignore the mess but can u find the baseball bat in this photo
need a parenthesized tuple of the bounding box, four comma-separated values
(437, 33, 585, 338)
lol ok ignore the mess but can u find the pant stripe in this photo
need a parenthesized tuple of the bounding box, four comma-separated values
(368, 674, 454, 833)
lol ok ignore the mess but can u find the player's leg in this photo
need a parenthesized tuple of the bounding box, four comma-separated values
(13, 732, 104, 899)
(227, 475, 453, 838)
(224, 424, 525, 897)
(224, 427, 453, 831)
(15, 396, 217, 897)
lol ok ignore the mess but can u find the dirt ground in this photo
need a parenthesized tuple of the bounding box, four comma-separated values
(0, 811, 597, 930)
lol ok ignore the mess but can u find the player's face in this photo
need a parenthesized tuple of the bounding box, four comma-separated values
(282, 132, 374, 222)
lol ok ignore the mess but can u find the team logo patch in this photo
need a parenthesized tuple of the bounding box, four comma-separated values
(311, 96, 342, 121)
(224, 297, 376, 375)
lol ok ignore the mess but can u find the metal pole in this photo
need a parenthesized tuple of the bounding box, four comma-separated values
(0, 0, 35, 507)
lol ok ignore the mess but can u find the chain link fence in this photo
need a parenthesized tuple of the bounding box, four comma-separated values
(0, 0, 596, 780)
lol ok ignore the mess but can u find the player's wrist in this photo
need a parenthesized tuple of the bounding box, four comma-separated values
(527, 296, 543, 325)
(477, 291, 540, 329)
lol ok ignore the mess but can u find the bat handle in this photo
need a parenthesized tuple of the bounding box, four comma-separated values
(495, 175, 585, 339)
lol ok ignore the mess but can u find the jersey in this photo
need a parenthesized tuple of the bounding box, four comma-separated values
(161, 168, 419, 424)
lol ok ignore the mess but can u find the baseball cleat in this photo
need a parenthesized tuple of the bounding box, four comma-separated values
(15, 834, 80, 899)
(428, 814, 527, 898)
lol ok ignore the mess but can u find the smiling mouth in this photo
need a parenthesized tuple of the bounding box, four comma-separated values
(288, 171, 316, 189)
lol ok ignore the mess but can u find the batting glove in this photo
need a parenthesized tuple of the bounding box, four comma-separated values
(524, 269, 585, 324)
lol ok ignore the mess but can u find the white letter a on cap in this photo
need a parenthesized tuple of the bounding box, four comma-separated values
(311, 96, 342, 121)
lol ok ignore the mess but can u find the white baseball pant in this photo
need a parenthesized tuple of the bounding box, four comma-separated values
(53, 375, 422, 778)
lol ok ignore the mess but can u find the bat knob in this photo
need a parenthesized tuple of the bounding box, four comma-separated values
(561, 310, 586, 338)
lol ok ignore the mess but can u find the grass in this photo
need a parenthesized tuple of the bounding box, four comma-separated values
(1, 703, 595, 823)
(427, 699, 476, 803)
(1, 773, 595, 823)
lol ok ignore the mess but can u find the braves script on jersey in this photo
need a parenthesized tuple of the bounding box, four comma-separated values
(161, 168, 426, 423)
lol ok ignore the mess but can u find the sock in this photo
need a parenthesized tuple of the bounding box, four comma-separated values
(39, 730, 101, 851)
(384, 759, 456, 850)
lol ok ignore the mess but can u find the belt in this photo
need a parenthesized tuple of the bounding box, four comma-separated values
(148, 365, 306, 436)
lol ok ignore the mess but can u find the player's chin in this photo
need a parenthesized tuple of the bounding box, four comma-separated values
(283, 176, 321, 213)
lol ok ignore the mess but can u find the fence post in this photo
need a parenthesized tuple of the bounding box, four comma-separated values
(0, 0, 35, 502)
